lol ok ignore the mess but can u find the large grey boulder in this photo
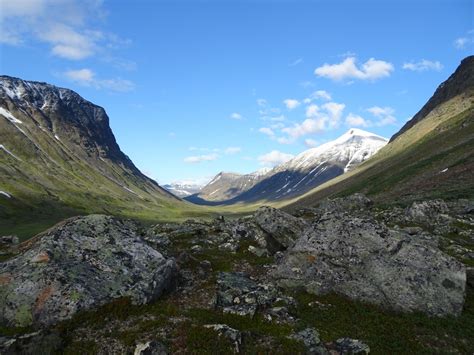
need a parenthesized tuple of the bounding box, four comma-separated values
(254, 206, 307, 253)
(406, 199, 450, 223)
(0, 215, 177, 327)
(272, 211, 466, 317)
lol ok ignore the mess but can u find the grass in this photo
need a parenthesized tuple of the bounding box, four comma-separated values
(290, 288, 474, 354)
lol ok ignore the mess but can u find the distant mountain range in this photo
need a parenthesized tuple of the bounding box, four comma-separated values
(162, 181, 205, 198)
(185, 129, 387, 205)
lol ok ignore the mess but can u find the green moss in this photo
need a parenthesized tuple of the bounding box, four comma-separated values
(15, 305, 33, 327)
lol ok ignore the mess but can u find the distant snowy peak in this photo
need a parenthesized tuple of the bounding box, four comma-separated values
(163, 181, 205, 198)
(278, 128, 388, 173)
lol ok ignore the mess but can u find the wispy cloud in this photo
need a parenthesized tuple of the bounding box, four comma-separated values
(184, 153, 219, 163)
(289, 58, 303, 67)
(315, 57, 394, 81)
(258, 150, 294, 167)
(304, 138, 318, 148)
(367, 106, 397, 126)
(257, 98, 267, 107)
(454, 30, 474, 49)
(224, 147, 241, 154)
(259, 127, 275, 137)
(230, 112, 243, 120)
(0, 0, 130, 62)
(403, 59, 443, 72)
(63, 69, 135, 92)
(345, 113, 370, 127)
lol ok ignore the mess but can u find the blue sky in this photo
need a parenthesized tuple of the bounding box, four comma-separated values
(1, 0, 472, 184)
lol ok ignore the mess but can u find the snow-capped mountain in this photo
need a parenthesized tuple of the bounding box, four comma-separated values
(186, 167, 272, 204)
(163, 181, 205, 197)
(188, 129, 387, 205)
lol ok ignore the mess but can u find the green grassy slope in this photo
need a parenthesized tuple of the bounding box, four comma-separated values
(0, 77, 217, 239)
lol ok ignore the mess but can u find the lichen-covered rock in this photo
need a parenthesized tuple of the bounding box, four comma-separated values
(254, 206, 307, 253)
(290, 328, 328, 355)
(406, 199, 450, 223)
(204, 324, 242, 353)
(329, 338, 370, 354)
(0, 215, 178, 327)
(272, 211, 466, 317)
(134, 340, 168, 355)
(215, 272, 277, 317)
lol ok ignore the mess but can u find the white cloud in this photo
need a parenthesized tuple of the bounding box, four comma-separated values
(0, 0, 130, 62)
(304, 138, 318, 148)
(367, 106, 397, 126)
(322, 102, 345, 128)
(283, 99, 300, 110)
(258, 150, 294, 167)
(314, 57, 394, 81)
(224, 147, 241, 154)
(289, 58, 303, 66)
(367, 106, 394, 117)
(280, 101, 345, 143)
(311, 90, 332, 101)
(63, 68, 134, 92)
(403, 60, 443, 72)
(345, 113, 370, 127)
(230, 112, 243, 120)
(259, 127, 275, 136)
(184, 153, 219, 163)
(453, 30, 474, 49)
(282, 118, 325, 141)
(306, 104, 320, 118)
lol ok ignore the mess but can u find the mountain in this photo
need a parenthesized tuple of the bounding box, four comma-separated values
(0, 76, 195, 237)
(186, 168, 271, 204)
(391, 56, 474, 142)
(187, 129, 387, 205)
(285, 56, 474, 211)
(162, 181, 205, 197)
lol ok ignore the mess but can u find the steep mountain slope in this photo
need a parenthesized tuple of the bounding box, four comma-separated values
(186, 168, 271, 204)
(187, 129, 387, 205)
(0, 76, 198, 236)
(285, 56, 474, 211)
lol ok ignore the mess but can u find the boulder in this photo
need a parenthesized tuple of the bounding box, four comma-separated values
(406, 199, 449, 223)
(328, 338, 370, 354)
(290, 328, 328, 355)
(0, 215, 178, 327)
(254, 207, 307, 253)
(134, 340, 168, 355)
(272, 211, 466, 317)
(215, 272, 277, 317)
(203, 324, 242, 353)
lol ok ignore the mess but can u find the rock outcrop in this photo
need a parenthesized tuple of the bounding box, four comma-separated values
(271, 204, 466, 316)
(0, 215, 177, 327)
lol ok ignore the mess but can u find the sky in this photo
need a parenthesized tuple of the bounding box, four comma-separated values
(0, 0, 473, 185)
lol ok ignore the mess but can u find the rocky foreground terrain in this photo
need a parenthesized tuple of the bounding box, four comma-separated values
(0, 194, 473, 353)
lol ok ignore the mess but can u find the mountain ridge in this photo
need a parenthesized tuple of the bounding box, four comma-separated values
(186, 128, 387, 205)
